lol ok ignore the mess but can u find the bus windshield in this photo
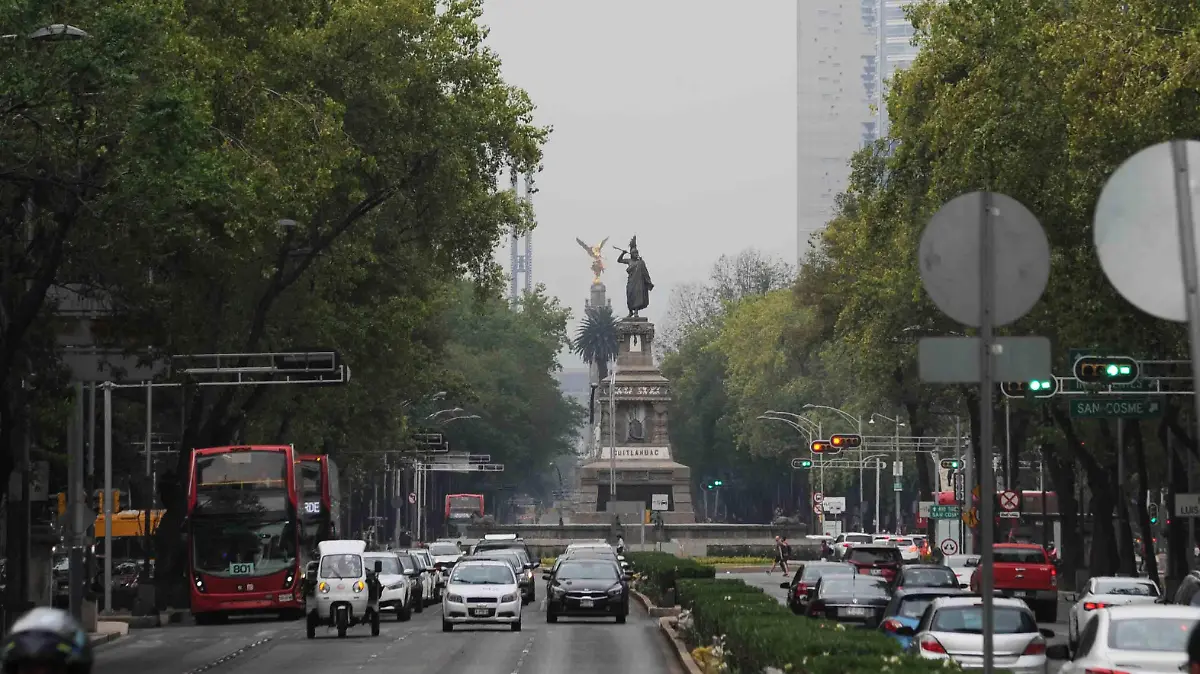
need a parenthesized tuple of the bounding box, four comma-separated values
(195, 451, 290, 513)
(191, 515, 297, 578)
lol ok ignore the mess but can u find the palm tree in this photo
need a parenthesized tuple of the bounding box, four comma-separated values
(573, 304, 619, 379)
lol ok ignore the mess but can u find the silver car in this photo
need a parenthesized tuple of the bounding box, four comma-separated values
(1066, 576, 1160, 652)
(441, 560, 523, 632)
(902, 596, 1052, 673)
(1049, 604, 1200, 673)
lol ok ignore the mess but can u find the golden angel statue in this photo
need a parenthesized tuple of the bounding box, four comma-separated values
(576, 236, 609, 284)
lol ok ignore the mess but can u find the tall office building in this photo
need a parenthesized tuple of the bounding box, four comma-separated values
(796, 0, 921, 261)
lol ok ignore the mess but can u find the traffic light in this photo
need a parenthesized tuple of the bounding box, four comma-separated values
(1000, 378, 1059, 399)
(829, 434, 861, 452)
(713, 480, 723, 487)
(940, 459, 962, 470)
(796, 459, 813, 469)
(93, 489, 120, 513)
(1073, 356, 1139, 385)
(1149, 503, 1159, 524)
(810, 440, 833, 455)
(56, 492, 66, 516)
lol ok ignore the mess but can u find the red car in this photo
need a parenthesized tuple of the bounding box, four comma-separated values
(845, 545, 904, 582)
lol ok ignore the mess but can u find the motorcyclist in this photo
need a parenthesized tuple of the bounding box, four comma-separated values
(1, 607, 93, 674)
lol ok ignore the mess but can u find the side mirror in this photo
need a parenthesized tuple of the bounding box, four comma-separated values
(402, 569, 414, 576)
(525, 562, 536, 569)
(779, 582, 790, 589)
(617, 555, 626, 561)
(1039, 628, 1056, 639)
(374, 560, 383, 573)
(621, 574, 630, 582)
(1045, 644, 1070, 660)
(542, 571, 552, 580)
(894, 626, 916, 637)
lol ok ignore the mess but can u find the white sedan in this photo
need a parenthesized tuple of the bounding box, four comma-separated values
(1066, 575, 1160, 652)
(1051, 604, 1200, 673)
(442, 560, 523, 632)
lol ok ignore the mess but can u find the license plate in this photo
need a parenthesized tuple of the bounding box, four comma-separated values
(579, 599, 593, 608)
(843, 607, 869, 617)
(1014, 591, 1033, 598)
(870, 569, 883, 576)
(470, 608, 490, 617)
(278, 593, 293, 602)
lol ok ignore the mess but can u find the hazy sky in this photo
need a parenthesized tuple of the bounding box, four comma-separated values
(481, 1, 797, 367)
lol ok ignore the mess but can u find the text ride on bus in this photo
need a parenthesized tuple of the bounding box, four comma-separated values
(188, 445, 306, 622)
(298, 454, 342, 551)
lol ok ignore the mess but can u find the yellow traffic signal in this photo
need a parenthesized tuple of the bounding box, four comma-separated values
(810, 440, 832, 454)
(56, 493, 66, 516)
(829, 434, 862, 450)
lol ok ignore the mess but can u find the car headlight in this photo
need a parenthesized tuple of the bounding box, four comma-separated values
(607, 584, 623, 596)
(387, 582, 404, 590)
(446, 594, 463, 603)
(353, 580, 365, 593)
(500, 593, 518, 603)
(318, 581, 329, 594)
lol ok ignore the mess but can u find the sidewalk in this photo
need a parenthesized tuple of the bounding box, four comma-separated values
(89, 621, 128, 646)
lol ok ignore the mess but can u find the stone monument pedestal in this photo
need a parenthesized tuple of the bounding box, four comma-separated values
(575, 317, 695, 524)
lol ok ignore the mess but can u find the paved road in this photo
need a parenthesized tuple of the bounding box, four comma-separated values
(727, 570, 1071, 672)
(93, 599, 679, 674)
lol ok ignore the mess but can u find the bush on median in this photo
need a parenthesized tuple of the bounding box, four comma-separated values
(674, 578, 965, 674)
(626, 551, 715, 604)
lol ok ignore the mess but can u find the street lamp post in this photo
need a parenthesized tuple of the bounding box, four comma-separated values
(870, 413, 906, 532)
(801, 404, 865, 518)
(608, 361, 617, 503)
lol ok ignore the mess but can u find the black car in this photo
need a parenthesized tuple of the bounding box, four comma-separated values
(779, 562, 856, 615)
(473, 551, 536, 604)
(545, 558, 629, 624)
(393, 552, 425, 612)
(877, 588, 967, 645)
(807, 574, 891, 627)
(889, 564, 959, 593)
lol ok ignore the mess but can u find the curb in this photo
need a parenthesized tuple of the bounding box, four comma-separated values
(658, 617, 702, 674)
(632, 588, 679, 618)
(710, 565, 773, 574)
(88, 632, 121, 646)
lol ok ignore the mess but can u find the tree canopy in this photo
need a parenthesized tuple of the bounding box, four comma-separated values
(661, 0, 1200, 576)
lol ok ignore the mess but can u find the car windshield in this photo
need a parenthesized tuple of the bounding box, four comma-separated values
(820, 579, 884, 597)
(846, 534, 872, 544)
(994, 548, 1047, 564)
(396, 555, 415, 572)
(932, 606, 1036, 634)
(319, 553, 362, 579)
(558, 562, 619, 580)
(897, 595, 940, 619)
(1108, 617, 1194, 651)
(802, 564, 854, 581)
(428, 543, 460, 556)
(191, 515, 297, 578)
(477, 555, 521, 572)
(901, 568, 958, 587)
(944, 555, 978, 568)
(1094, 579, 1158, 596)
(848, 548, 901, 564)
(365, 556, 400, 575)
(893, 538, 914, 546)
(451, 564, 515, 585)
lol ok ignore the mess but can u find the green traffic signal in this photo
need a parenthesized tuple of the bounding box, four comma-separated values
(939, 458, 962, 470)
(1028, 379, 1050, 391)
(1074, 356, 1139, 385)
(713, 480, 723, 486)
(1149, 503, 1159, 524)
(800, 460, 813, 468)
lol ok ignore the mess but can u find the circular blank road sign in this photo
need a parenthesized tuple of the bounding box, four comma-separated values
(919, 191, 1051, 327)
(1094, 139, 1200, 323)
(940, 538, 959, 555)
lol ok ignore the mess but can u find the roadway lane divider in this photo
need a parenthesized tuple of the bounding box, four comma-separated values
(508, 634, 536, 674)
(181, 636, 273, 674)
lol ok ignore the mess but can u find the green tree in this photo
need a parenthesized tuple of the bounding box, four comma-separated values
(572, 304, 618, 380)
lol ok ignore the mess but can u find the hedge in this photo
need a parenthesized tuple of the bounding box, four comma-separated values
(626, 551, 715, 604)
(673, 578, 966, 674)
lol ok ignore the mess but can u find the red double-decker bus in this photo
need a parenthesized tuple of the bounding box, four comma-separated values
(446, 493, 484, 520)
(187, 445, 306, 622)
(298, 454, 342, 550)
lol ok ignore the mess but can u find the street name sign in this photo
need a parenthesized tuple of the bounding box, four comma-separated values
(1069, 397, 1163, 419)
(929, 505, 962, 519)
(1175, 493, 1200, 518)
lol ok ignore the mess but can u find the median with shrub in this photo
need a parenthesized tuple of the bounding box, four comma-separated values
(628, 557, 963, 674)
